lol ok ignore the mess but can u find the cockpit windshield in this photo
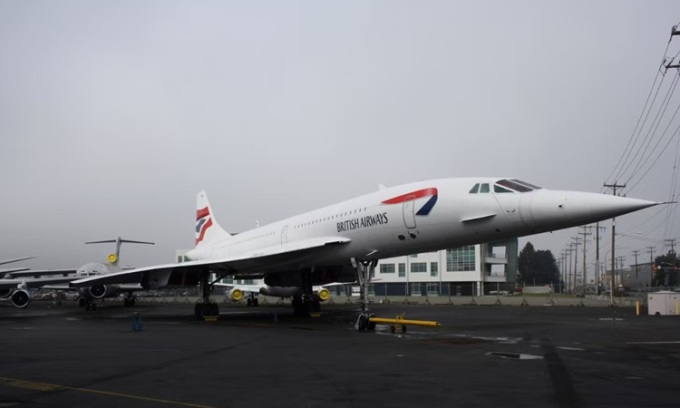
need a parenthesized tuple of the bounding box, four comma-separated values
(469, 179, 542, 194)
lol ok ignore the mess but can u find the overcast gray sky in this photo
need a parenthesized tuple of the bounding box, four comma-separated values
(2, 1, 680, 272)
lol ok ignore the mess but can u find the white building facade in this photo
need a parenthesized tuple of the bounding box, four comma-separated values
(333, 239, 518, 297)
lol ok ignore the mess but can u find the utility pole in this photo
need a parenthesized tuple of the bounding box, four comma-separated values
(571, 237, 581, 294)
(665, 239, 676, 255)
(648, 246, 657, 287)
(604, 182, 626, 304)
(632, 250, 640, 290)
(617, 256, 626, 288)
(579, 226, 592, 293)
(666, 239, 677, 287)
(560, 251, 567, 293)
(566, 246, 574, 293)
(595, 223, 605, 293)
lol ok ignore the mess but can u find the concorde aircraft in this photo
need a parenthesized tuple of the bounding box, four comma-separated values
(70, 178, 658, 329)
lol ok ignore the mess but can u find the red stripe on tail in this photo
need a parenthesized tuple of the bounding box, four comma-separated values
(196, 207, 210, 220)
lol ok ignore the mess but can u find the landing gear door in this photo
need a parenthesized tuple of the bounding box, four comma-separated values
(403, 196, 416, 229)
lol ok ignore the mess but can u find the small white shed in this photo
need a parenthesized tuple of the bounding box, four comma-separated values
(647, 291, 680, 316)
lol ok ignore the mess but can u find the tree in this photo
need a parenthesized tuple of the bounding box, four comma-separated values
(653, 251, 679, 288)
(517, 242, 560, 285)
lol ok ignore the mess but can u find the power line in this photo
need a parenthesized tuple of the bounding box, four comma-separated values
(605, 23, 680, 191)
(604, 61, 670, 189)
(620, 71, 680, 184)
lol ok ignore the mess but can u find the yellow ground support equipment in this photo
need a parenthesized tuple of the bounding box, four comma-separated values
(368, 313, 441, 333)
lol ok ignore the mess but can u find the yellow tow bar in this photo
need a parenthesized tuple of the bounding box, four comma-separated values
(369, 313, 441, 333)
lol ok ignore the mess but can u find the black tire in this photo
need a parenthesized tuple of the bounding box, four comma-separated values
(247, 298, 252, 307)
(357, 315, 369, 331)
(292, 296, 306, 316)
(311, 300, 321, 313)
(253, 298, 259, 307)
(367, 314, 376, 330)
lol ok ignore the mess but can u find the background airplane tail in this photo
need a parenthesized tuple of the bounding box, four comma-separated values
(195, 191, 231, 248)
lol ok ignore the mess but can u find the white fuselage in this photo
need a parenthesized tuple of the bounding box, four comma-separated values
(186, 178, 654, 273)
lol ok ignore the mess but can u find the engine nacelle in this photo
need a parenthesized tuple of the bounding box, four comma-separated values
(0, 288, 12, 299)
(315, 287, 331, 302)
(260, 286, 301, 298)
(88, 285, 117, 299)
(226, 288, 244, 302)
(11, 289, 30, 309)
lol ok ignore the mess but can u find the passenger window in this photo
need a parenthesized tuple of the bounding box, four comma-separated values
(469, 184, 480, 194)
(480, 184, 490, 193)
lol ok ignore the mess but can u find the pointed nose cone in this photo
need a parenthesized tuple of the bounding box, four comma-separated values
(520, 190, 659, 231)
(560, 192, 658, 223)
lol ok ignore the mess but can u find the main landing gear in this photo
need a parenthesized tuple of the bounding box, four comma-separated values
(352, 258, 377, 331)
(246, 293, 259, 307)
(291, 294, 321, 316)
(79, 298, 97, 311)
(194, 271, 219, 320)
(292, 268, 321, 316)
(123, 292, 136, 307)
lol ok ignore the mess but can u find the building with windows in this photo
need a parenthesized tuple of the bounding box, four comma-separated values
(331, 239, 518, 297)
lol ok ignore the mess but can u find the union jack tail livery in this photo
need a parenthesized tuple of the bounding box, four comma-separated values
(195, 191, 231, 247)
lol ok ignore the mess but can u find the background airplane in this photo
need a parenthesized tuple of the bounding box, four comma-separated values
(0, 256, 75, 308)
(0, 238, 153, 310)
(70, 177, 659, 329)
(0, 256, 33, 279)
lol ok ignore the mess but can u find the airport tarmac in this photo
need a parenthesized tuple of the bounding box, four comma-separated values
(1, 300, 679, 408)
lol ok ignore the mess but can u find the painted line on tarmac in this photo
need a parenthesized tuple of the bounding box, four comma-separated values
(626, 341, 680, 345)
(0, 377, 216, 408)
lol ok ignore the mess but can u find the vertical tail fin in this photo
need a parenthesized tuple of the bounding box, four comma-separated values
(195, 191, 231, 248)
(84, 237, 154, 265)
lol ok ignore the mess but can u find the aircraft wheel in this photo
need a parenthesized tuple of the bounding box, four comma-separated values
(79, 298, 87, 307)
(367, 314, 376, 330)
(292, 296, 306, 316)
(311, 299, 321, 313)
(390, 326, 396, 333)
(357, 315, 369, 331)
(246, 298, 252, 307)
(253, 298, 259, 307)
